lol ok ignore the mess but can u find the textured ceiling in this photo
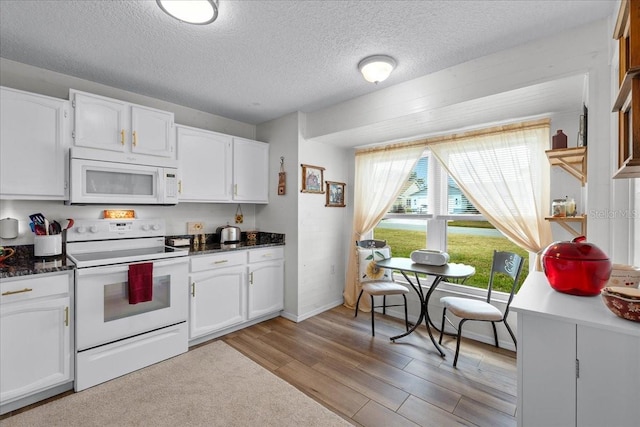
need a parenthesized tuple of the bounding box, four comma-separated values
(0, 0, 615, 126)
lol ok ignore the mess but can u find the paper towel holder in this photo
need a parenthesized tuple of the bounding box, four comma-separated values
(0, 218, 19, 239)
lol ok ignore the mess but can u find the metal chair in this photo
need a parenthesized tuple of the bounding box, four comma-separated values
(438, 250, 524, 367)
(354, 240, 409, 336)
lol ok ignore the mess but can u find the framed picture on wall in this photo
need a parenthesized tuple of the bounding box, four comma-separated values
(300, 164, 325, 193)
(325, 181, 346, 207)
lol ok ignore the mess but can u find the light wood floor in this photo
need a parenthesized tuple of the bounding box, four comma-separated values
(223, 305, 517, 427)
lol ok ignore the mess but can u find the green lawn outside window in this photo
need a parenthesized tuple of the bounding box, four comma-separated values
(373, 224, 529, 293)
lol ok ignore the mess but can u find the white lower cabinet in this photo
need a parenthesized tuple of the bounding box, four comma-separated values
(512, 272, 640, 427)
(0, 272, 73, 413)
(190, 265, 246, 339)
(248, 248, 284, 319)
(188, 247, 284, 342)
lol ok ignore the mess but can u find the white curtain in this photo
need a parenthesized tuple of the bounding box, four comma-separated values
(344, 142, 426, 310)
(428, 119, 553, 270)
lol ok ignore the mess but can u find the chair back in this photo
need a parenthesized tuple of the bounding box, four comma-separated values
(356, 239, 387, 249)
(355, 240, 392, 283)
(487, 251, 524, 316)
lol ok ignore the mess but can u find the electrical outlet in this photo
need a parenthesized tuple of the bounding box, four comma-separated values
(187, 222, 204, 235)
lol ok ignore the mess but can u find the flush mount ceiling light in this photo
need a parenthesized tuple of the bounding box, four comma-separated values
(358, 55, 396, 84)
(156, 0, 219, 25)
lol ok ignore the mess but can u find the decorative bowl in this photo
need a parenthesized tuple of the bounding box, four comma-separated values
(541, 236, 612, 296)
(601, 287, 640, 322)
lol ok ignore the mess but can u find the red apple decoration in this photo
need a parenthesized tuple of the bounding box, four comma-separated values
(541, 236, 612, 296)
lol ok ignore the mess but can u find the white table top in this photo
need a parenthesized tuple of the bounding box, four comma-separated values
(511, 271, 640, 337)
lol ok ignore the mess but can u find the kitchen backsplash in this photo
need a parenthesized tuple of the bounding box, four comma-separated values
(0, 199, 260, 246)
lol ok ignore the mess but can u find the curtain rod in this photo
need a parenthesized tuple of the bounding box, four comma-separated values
(355, 118, 551, 155)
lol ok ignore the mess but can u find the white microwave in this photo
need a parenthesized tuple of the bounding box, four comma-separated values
(69, 157, 178, 205)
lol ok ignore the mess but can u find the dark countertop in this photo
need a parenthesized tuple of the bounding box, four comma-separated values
(0, 232, 285, 278)
(168, 231, 285, 257)
(188, 241, 285, 256)
(0, 245, 74, 279)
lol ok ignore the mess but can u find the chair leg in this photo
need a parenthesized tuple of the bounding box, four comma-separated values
(402, 294, 409, 331)
(439, 307, 447, 344)
(370, 295, 375, 336)
(504, 319, 517, 350)
(382, 295, 387, 315)
(354, 290, 364, 318)
(491, 321, 499, 348)
(453, 319, 468, 368)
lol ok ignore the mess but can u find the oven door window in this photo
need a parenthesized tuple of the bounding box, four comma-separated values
(104, 275, 170, 322)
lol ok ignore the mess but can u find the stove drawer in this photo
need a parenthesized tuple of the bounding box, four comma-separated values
(190, 251, 246, 273)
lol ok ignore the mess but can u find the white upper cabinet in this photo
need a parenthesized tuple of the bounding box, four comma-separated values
(130, 105, 175, 157)
(233, 137, 269, 203)
(0, 86, 69, 200)
(176, 125, 232, 202)
(176, 126, 269, 204)
(70, 90, 174, 159)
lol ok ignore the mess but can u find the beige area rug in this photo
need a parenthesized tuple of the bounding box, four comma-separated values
(2, 341, 351, 426)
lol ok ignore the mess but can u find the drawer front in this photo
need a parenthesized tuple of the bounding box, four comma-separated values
(190, 251, 247, 273)
(1, 272, 71, 304)
(248, 246, 284, 264)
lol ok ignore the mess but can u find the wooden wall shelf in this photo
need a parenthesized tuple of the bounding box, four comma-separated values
(544, 216, 587, 238)
(545, 146, 587, 186)
(613, 0, 640, 179)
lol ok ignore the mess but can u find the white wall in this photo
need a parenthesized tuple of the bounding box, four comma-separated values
(0, 199, 256, 247)
(256, 112, 351, 321)
(255, 113, 300, 318)
(297, 130, 350, 320)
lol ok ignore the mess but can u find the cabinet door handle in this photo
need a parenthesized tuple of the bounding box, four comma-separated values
(213, 260, 228, 265)
(250, 272, 254, 285)
(262, 253, 273, 258)
(178, 180, 182, 194)
(64, 306, 69, 327)
(2, 287, 33, 296)
(234, 184, 238, 196)
(133, 130, 138, 147)
(191, 282, 196, 297)
(120, 129, 126, 145)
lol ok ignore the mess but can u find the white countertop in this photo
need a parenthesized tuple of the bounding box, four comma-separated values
(512, 271, 640, 336)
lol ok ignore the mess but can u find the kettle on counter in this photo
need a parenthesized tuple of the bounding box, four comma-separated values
(216, 224, 241, 244)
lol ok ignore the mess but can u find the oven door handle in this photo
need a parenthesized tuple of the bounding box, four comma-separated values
(75, 257, 188, 277)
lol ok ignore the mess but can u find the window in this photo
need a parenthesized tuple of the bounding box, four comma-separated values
(375, 149, 528, 293)
(387, 156, 429, 215)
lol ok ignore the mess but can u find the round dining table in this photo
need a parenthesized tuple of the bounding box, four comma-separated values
(374, 257, 475, 357)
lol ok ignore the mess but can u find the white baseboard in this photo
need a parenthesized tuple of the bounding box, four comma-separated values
(281, 299, 345, 323)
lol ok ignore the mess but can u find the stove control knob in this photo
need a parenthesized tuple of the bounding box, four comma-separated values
(76, 226, 86, 234)
(152, 224, 161, 231)
(142, 224, 150, 231)
(90, 226, 98, 233)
